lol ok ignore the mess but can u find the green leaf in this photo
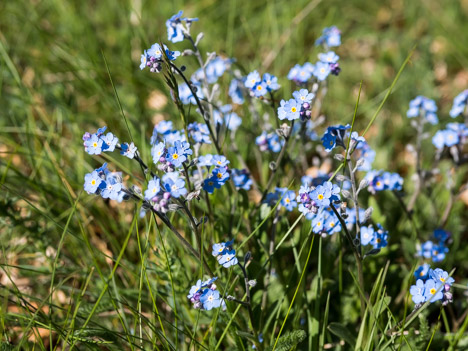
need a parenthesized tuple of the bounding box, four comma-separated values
(327, 322, 357, 347)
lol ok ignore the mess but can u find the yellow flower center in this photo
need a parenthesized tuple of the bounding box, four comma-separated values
(93, 142, 98, 147)
(376, 181, 382, 187)
(330, 222, 335, 227)
(173, 153, 179, 159)
(152, 188, 157, 193)
(317, 221, 322, 226)
(217, 161, 222, 165)
(91, 180, 96, 185)
(257, 85, 263, 90)
(320, 68, 325, 73)
(291, 107, 297, 113)
(317, 194, 324, 200)
(209, 181, 214, 186)
(217, 173, 223, 178)
(430, 288, 436, 295)
(172, 185, 177, 191)
(420, 271, 424, 276)
(251, 79, 256, 84)
(208, 295, 214, 301)
(285, 198, 290, 203)
(440, 277, 445, 282)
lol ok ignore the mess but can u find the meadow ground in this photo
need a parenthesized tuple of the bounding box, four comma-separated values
(1, 0, 468, 350)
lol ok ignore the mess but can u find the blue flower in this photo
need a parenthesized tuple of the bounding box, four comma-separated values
(163, 172, 187, 198)
(144, 178, 161, 200)
(120, 142, 137, 159)
(262, 73, 280, 91)
(360, 226, 375, 246)
(318, 51, 339, 64)
(166, 10, 198, 43)
(252, 82, 268, 97)
(100, 174, 123, 201)
(166, 143, 187, 167)
(312, 213, 325, 233)
(310, 183, 332, 207)
(200, 289, 221, 310)
(84, 171, 103, 194)
(224, 111, 242, 131)
(193, 57, 231, 84)
(211, 167, 230, 185)
(267, 133, 283, 152)
(178, 82, 204, 105)
(188, 122, 211, 144)
(410, 279, 426, 304)
(198, 154, 214, 166)
(229, 79, 245, 104)
(217, 249, 238, 268)
(203, 177, 221, 194)
(245, 70, 261, 89)
(287, 63, 313, 83)
(407, 96, 438, 125)
(371, 224, 388, 249)
(281, 190, 297, 211)
(323, 212, 341, 234)
(231, 169, 253, 191)
(279, 99, 301, 120)
(101, 132, 118, 152)
(151, 142, 166, 165)
(187, 279, 203, 300)
(315, 26, 341, 47)
(212, 240, 234, 257)
(212, 155, 230, 167)
(424, 279, 444, 302)
(433, 229, 449, 242)
(140, 50, 149, 70)
(430, 268, 455, 286)
(313, 62, 331, 81)
(321, 124, 350, 152)
(449, 90, 468, 118)
(84, 134, 103, 155)
(293, 89, 314, 104)
(415, 264, 431, 281)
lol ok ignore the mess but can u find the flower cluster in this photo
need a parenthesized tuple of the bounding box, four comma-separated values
(166, 10, 198, 43)
(255, 131, 284, 152)
(231, 169, 253, 191)
(288, 26, 342, 83)
(264, 187, 297, 212)
(277, 89, 314, 121)
(406, 96, 438, 125)
(212, 240, 238, 268)
(84, 163, 127, 202)
(83, 126, 119, 156)
(311, 208, 342, 235)
(315, 26, 341, 47)
(360, 224, 388, 249)
(244, 70, 280, 97)
(140, 43, 180, 72)
(297, 181, 340, 218)
(417, 229, 450, 262)
(432, 123, 468, 150)
(201, 155, 231, 194)
(187, 277, 225, 311)
(365, 170, 403, 193)
(321, 124, 350, 152)
(410, 268, 454, 306)
(449, 89, 468, 118)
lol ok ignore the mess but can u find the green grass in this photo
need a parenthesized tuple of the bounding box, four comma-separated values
(1, 0, 468, 349)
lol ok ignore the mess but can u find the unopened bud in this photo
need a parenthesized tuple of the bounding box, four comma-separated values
(248, 280, 257, 287)
(363, 207, 373, 222)
(341, 190, 352, 199)
(358, 178, 369, 192)
(334, 154, 345, 161)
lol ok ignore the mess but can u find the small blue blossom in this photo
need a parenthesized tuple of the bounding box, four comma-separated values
(151, 142, 166, 165)
(245, 70, 261, 89)
(407, 96, 438, 125)
(449, 90, 468, 118)
(217, 249, 238, 268)
(188, 122, 211, 144)
(281, 190, 297, 211)
(84, 171, 103, 194)
(120, 142, 137, 159)
(140, 51, 149, 70)
(211, 167, 230, 185)
(166, 10, 198, 43)
(430, 268, 455, 286)
(321, 124, 350, 152)
(262, 73, 280, 91)
(179, 82, 204, 105)
(318, 51, 339, 64)
(231, 169, 253, 191)
(212, 240, 234, 257)
(293, 89, 314, 104)
(101, 132, 118, 152)
(100, 174, 123, 201)
(144, 178, 161, 200)
(200, 289, 222, 310)
(163, 172, 187, 198)
(198, 154, 214, 166)
(252, 82, 268, 97)
(424, 279, 444, 302)
(287, 63, 313, 83)
(313, 62, 331, 81)
(203, 177, 221, 194)
(193, 57, 232, 84)
(410, 279, 426, 304)
(415, 264, 431, 281)
(84, 134, 103, 155)
(229, 79, 245, 104)
(315, 26, 341, 47)
(371, 224, 388, 249)
(224, 111, 242, 131)
(278, 99, 300, 120)
(360, 226, 375, 246)
(166, 143, 187, 167)
(212, 155, 230, 167)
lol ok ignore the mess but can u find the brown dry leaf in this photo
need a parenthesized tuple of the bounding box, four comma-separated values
(460, 188, 468, 206)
